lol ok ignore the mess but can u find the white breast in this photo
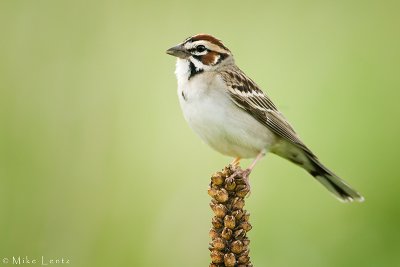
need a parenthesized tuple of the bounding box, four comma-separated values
(175, 59, 276, 158)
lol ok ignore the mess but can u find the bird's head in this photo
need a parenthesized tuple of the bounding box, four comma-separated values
(166, 34, 233, 76)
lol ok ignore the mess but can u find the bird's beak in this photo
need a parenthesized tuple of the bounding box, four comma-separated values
(166, 44, 191, 59)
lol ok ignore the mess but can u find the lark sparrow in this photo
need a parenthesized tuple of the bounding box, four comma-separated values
(166, 34, 364, 202)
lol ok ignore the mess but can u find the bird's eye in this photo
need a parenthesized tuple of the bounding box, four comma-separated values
(196, 45, 206, 52)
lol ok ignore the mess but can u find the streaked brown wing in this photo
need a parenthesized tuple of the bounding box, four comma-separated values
(220, 68, 315, 156)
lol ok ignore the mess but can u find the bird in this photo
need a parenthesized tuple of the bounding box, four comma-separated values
(166, 33, 364, 202)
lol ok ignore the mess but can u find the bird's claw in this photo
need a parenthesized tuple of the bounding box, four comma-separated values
(227, 168, 252, 197)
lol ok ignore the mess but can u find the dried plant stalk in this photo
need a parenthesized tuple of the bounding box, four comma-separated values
(208, 164, 253, 267)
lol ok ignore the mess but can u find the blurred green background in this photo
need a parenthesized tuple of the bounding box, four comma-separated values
(1, 0, 399, 266)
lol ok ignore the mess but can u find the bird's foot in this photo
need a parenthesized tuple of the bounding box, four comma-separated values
(227, 167, 252, 197)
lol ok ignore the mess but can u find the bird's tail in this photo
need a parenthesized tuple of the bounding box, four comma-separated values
(308, 156, 364, 203)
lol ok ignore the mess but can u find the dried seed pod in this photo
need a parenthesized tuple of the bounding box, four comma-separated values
(212, 217, 224, 229)
(235, 184, 247, 192)
(209, 228, 219, 239)
(224, 178, 236, 190)
(208, 187, 218, 197)
(237, 254, 250, 264)
(224, 215, 236, 229)
(214, 189, 229, 203)
(221, 227, 232, 240)
(211, 203, 227, 218)
(211, 173, 224, 185)
(240, 221, 252, 232)
(210, 250, 224, 264)
(232, 209, 244, 220)
(232, 197, 245, 210)
(224, 253, 236, 267)
(236, 188, 250, 198)
(211, 237, 225, 251)
(234, 229, 246, 239)
(231, 240, 244, 254)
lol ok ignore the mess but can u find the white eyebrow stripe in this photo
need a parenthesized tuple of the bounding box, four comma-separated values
(185, 40, 229, 54)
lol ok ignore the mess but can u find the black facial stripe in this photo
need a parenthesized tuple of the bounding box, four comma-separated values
(192, 55, 202, 61)
(216, 53, 229, 64)
(188, 60, 203, 80)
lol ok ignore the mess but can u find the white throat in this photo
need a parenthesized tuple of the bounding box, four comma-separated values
(175, 59, 192, 81)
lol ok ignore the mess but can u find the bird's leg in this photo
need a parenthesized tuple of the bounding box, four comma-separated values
(231, 157, 241, 167)
(247, 150, 266, 172)
(228, 151, 266, 195)
(242, 151, 265, 191)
